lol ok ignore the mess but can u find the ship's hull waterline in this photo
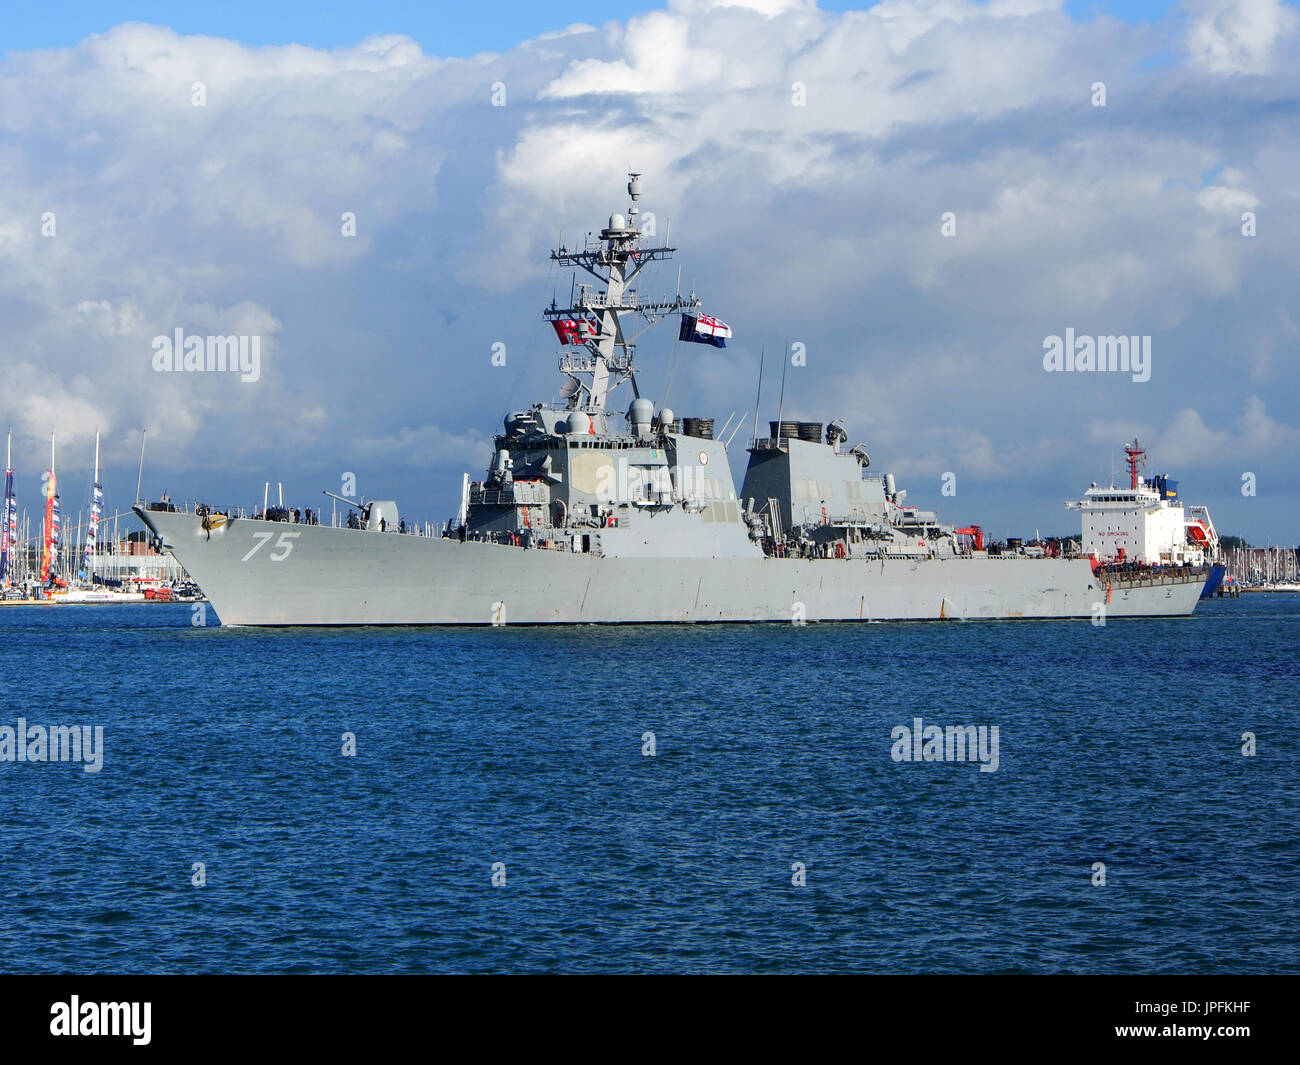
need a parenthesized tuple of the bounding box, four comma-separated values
(135, 509, 1203, 626)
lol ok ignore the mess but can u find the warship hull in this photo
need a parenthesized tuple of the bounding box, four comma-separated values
(136, 509, 1203, 625)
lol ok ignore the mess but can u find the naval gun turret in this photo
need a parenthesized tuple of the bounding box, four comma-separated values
(322, 491, 400, 532)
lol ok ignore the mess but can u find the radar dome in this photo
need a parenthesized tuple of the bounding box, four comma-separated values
(628, 398, 654, 438)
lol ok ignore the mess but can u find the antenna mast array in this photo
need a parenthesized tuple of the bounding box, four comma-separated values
(544, 174, 700, 412)
(1124, 438, 1147, 490)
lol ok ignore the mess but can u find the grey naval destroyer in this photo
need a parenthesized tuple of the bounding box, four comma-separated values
(135, 175, 1208, 625)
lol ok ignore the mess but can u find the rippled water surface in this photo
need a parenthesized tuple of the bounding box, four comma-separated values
(1, 596, 1295, 973)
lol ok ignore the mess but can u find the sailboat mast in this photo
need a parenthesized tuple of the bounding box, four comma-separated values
(41, 428, 56, 590)
(0, 430, 11, 588)
(82, 429, 103, 586)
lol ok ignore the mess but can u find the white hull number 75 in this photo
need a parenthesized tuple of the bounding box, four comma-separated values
(241, 530, 300, 562)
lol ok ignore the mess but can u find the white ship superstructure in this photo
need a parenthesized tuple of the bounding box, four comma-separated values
(1068, 439, 1221, 567)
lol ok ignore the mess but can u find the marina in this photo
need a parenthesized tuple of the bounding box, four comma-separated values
(0, 429, 201, 605)
(1222, 545, 1300, 591)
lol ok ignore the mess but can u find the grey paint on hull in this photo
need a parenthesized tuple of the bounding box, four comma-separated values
(137, 509, 1203, 626)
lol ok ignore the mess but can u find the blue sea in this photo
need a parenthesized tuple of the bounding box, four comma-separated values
(0, 596, 1295, 974)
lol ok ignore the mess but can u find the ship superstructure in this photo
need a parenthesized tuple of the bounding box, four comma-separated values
(1068, 438, 1224, 597)
(1067, 439, 1220, 566)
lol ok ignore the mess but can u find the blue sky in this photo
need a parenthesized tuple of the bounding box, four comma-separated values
(1, 0, 1298, 544)
(3, 0, 1181, 53)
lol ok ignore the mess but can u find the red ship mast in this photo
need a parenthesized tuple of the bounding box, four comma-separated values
(1123, 438, 1146, 490)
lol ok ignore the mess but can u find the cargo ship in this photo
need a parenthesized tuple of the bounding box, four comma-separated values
(1067, 439, 1225, 599)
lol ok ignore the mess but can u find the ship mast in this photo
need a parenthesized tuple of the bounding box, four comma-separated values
(1124, 438, 1146, 490)
(545, 173, 700, 413)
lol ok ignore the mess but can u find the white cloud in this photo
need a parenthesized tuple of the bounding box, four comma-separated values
(1185, 0, 1299, 74)
(75, 299, 143, 336)
(1196, 183, 1259, 213)
(1087, 398, 1298, 474)
(535, 23, 600, 42)
(669, 0, 818, 15)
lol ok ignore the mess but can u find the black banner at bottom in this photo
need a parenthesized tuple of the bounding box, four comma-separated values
(0, 974, 1287, 1052)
